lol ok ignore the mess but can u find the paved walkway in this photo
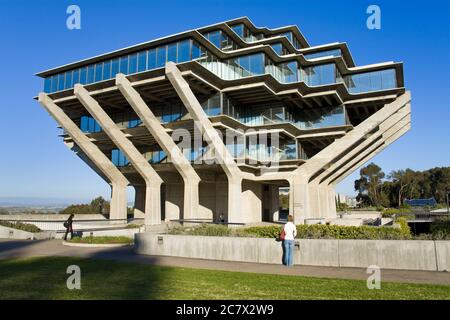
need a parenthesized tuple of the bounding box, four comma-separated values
(0, 239, 449, 285)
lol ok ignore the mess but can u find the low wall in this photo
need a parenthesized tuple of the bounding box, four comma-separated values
(0, 214, 107, 221)
(135, 233, 450, 272)
(0, 225, 54, 240)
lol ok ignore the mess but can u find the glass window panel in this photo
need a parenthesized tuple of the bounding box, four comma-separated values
(65, 71, 73, 89)
(128, 53, 138, 74)
(381, 69, 396, 89)
(94, 63, 103, 82)
(207, 31, 221, 48)
(44, 78, 52, 93)
(86, 65, 95, 83)
(156, 46, 166, 67)
(103, 60, 111, 80)
(79, 67, 87, 85)
(120, 56, 129, 74)
(238, 56, 251, 77)
(177, 40, 190, 62)
(271, 43, 283, 55)
(51, 75, 58, 92)
(111, 59, 120, 77)
(249, 54, 264, 75)
(208, 94, 221, 116)
(231, 24, 244, 38)
(191, 41, 201, 59)
(80, 116, 88, 132)
(138, 51, 147, 72)
(73, 69, 80, 85)
(167, 43, 177, 63)
(148, 49, 156, 69)
(58, 73, 65, 91)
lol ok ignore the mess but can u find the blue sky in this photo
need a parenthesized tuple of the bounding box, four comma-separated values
(0, 0, 449, 203)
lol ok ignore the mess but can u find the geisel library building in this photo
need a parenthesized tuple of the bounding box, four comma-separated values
(36, 17, 411, 226)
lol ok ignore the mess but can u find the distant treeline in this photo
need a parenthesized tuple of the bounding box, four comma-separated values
(355, 164, 450, 208)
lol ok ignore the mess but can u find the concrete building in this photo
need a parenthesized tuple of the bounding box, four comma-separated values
(35, 17, 411, 225)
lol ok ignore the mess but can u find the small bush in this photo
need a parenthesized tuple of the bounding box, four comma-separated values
(168, 224, 232, 237)
(0, 221, 41, 233)
(68, 236, 133, 244)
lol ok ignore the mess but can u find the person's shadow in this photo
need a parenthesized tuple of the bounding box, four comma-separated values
(275, 236, 286, 265)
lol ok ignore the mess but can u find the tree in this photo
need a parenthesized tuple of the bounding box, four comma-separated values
(389, 169, 416, 207)
(355, 165, 450, 208)
(354, 163, 387, 207)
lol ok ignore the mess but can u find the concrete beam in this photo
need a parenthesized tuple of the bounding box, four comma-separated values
(73, 85, 163, 226)
(289, 92, 410, 222)
(297, 91, 411, 178)
(165, 62, 244, 223)
(325, 121, 411, 186)
(330, 121, 411, 186)
(312, 103, 411, 185)
(38, 93, 129, 220)
(115, 73, 201, 221)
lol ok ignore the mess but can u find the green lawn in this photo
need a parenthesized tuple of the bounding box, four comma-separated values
(0, 257, 449, 300)
(67, 236, 133, 245)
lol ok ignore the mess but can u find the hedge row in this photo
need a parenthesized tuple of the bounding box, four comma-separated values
(0, 220, 41, 233)
(168, 219, 412, 240)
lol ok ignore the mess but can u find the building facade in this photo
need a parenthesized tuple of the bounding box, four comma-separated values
(36, 17, 411, 225)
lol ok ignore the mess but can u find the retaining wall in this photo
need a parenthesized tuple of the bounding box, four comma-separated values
(135, 233, 450, 272)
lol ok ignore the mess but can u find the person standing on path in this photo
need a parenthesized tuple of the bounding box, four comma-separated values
(283, 215, 297, 266)
(63, 214, 74, 240)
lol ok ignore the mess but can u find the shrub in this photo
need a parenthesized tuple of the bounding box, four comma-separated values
(167, 223, 412, 240)
(429, 218, 450, 240)
(68, 236, 133, 244)
(168, 224, 232, 237)
(0, 220, 41, 233)
(382, 207, 412, 218)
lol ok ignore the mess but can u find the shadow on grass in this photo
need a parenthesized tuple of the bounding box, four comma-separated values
(0, 240, 170, 300)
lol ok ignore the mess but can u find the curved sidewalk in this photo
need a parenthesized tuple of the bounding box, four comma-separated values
(0, 239, 449, 286)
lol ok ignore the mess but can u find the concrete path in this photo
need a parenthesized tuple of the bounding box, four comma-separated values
(0, 239, 449, 286)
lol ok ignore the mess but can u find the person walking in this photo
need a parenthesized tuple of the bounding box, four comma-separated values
(63, 214, 74, 240)
(282, 215, 297, 266)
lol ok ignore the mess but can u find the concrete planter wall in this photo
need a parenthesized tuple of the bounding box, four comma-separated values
(0, 225, 54, 240)
(135, 233, 450, 272)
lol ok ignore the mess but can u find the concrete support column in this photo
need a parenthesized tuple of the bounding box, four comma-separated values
(317, 184, 331, 218)
(289, 176, 309, 224)
(165, 62, 244, 223)
(110, 182, 128, 221)
(307, 183, 320, 219)
(270, 186, 280, 222)
(115, 73, 201, 221)
(228, 177, 243, 224)
(74, 84, 163, 225)
(38, 93, 129, 221)
(133, 185, 146, 219)
(327, 186, 337, 219)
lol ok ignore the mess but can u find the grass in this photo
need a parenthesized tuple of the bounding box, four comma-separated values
(0, 257, 449, 300)
(67, 236, 133, 245)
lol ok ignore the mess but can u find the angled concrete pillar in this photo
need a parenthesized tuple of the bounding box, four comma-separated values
(297, 91, 411, 179)
(326, 113, 411, 187)
(310, 103, 411, 219)
(38, 93, 129, 220)
(330, 122, 411, 186)
(74, 84, 163, 225)
(293, 92, 411, 220)
(313, 103, 411, 185)
(165, 62, 243, 223)
(115, 73, 201, 221)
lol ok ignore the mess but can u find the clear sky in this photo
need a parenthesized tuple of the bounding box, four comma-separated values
(0, 0, 449, 203)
